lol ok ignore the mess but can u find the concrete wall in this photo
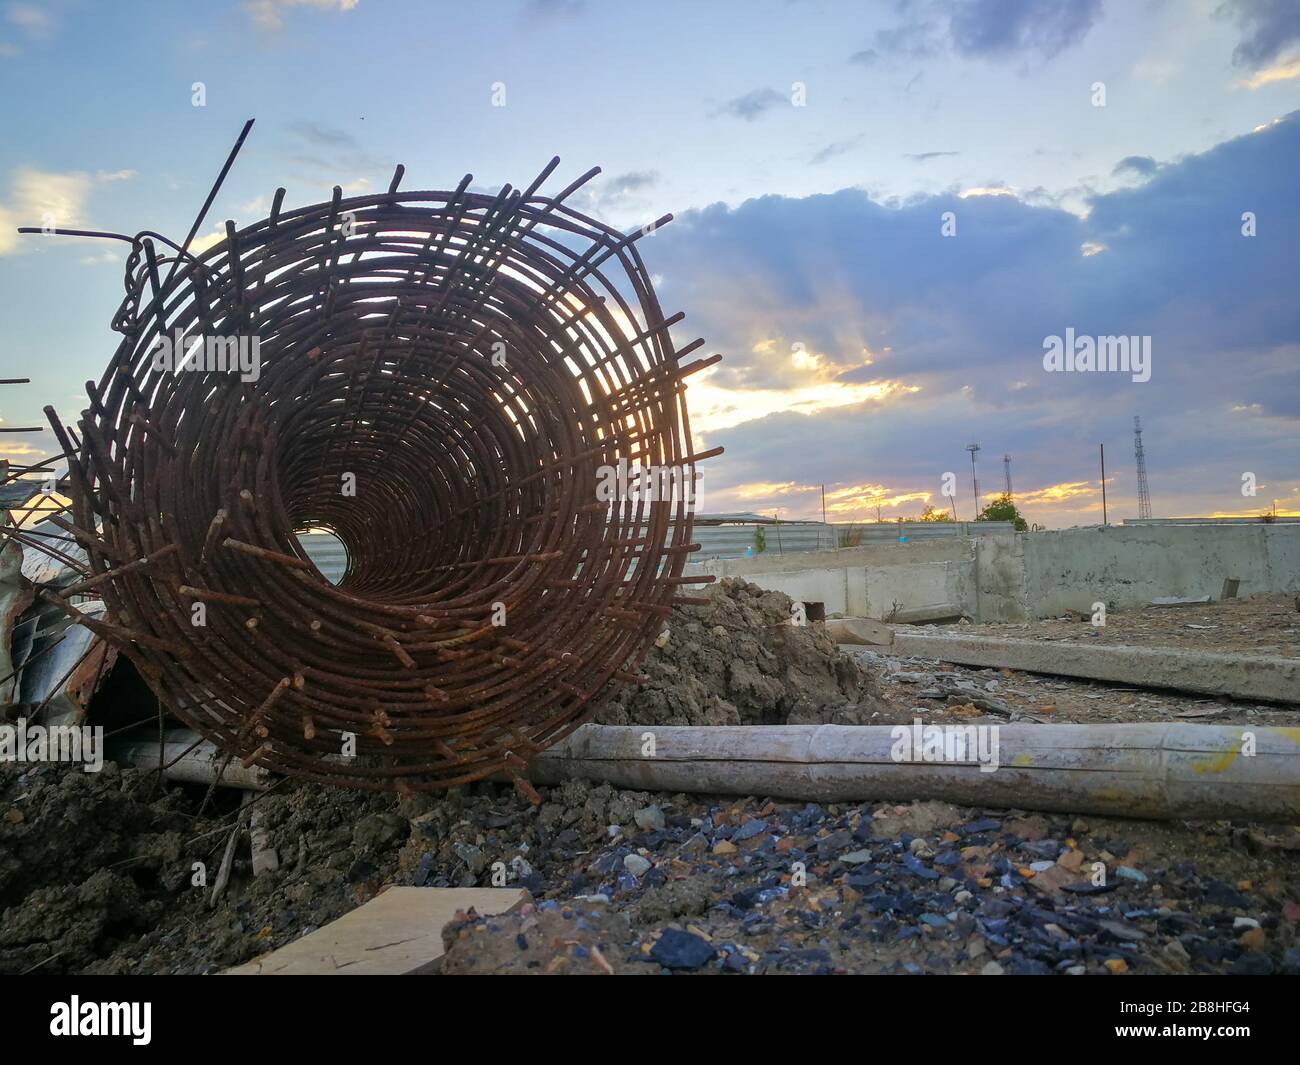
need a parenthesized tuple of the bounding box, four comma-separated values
(304, 522, 1299, 622)
(690, 524, 1300, 623)
(1264, 523, 1300, 592)
(973, 530, 1027, 621)
(691, 539, 977, 621)
(1021, 523, 1299, 616)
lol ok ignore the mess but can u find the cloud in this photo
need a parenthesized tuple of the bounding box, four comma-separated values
(958, 184, 1016, 198)
(810, 137, 864, 165)
(282, 119, 383, 186)
(645, 111, 1300, 525)
(244, 0, 358, 31)
(905, 150, 960, 162)
(947, 0, 1102, 61)
(568, 170, 660, 222)
(78, 249, 120, 267)
(0, 168, 92, 254)
(849, 0, 1101, 69)
(0, 439, 43, 460)
(1112, 155, 1159, 178)
(5, 2, 54, 37)
(1238, 55, 1300, 88)
(289, 120, 360, 149)
(874, 18, 944, 60)
(1218, 0, 1300, 69)
(847, 17, 943, 67)
(1, 0, 55, 55)
(0, 166, 136, 255)
(714, 88, 787, 122)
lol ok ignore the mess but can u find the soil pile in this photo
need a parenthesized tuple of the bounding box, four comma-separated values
(595, 578, 883, 727)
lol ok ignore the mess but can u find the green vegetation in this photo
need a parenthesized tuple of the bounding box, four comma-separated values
(977, 493, 1028, 531)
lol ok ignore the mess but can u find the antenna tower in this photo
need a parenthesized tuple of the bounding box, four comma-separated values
(1134, 415, 1152, 519)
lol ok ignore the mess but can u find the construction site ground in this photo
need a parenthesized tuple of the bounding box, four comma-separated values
(2, 581, 1297, 976)
(854, 592, 1300, 729)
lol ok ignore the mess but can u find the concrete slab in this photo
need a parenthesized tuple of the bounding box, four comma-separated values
(823, 617, 894, 645)
(222, 886, 529, 975)
(890, 632, 1300, 704)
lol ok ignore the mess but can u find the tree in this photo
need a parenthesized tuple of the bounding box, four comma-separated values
(978, 493, 1028, 531)
(919, 504, 953, 522)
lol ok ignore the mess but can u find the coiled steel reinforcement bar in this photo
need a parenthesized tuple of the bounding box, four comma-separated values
(34, 133, 720, 794)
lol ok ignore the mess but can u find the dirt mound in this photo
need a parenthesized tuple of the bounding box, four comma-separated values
(595, 578, 883, 727)
(0, 761, 200, 974)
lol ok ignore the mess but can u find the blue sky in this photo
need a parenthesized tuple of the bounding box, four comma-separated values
(1, 0, 1298, 525)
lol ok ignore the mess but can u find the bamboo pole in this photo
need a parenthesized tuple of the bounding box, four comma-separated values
(529, 723, 1300, 822)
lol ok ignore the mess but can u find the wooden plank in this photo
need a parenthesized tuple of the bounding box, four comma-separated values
(223, 886, 529, 975)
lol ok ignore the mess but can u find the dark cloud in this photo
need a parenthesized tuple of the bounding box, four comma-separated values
(875, 18, 944, 59)
(649, 112, 1300, 520)
(948, 0, 1102, 61)
(714, 88, 787, 121)
(849, 0, 1101, 69)
(612, 170, 658, 192)
(905, 150, 960, 161)
(846, 13, 942, 67)
(1113, 155, 1160, 177)
(1218, 0, 1300, 68)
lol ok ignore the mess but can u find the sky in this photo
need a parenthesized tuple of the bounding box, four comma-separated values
(0, 0, 1297, 527)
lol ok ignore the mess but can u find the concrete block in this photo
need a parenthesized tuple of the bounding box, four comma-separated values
(891, 632, 1300, 704)
(823, 617, 893, 646)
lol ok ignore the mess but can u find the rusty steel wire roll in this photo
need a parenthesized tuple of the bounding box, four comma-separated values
(47, 156, 720, 793)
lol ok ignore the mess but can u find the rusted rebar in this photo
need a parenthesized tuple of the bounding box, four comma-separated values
(27, 127, 718, 791)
